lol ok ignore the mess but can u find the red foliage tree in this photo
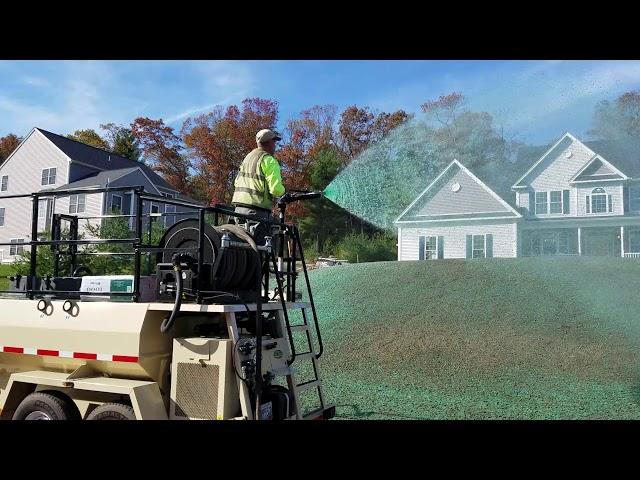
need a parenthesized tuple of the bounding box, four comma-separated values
(0, 133, 22, 162)
(130, 117, 192, 195)
(278, 105, 339, 218)
(181, 98, 279, 205)
(338, 106, 410, 162)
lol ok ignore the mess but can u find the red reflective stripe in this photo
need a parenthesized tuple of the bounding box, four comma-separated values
(73, 352, 97, 360)
(112, 355, 138, 363)
(37, 349, 59, 357)
(3, 346, 23, 353)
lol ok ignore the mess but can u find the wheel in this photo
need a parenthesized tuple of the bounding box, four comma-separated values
(86, 403, 136, 420)
(12, 392, 78, 420)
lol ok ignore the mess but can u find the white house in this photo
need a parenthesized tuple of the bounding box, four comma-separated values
(0, 127, 197, 264)
(395, 132, 640, 260)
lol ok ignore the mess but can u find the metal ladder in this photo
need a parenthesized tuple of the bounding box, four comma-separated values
(281, 307, 332, 420)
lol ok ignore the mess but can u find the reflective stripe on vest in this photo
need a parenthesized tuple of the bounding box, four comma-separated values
(231, 148, 272, 210)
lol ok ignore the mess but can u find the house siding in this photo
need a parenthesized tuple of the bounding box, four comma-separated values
(0, 130, 70, 262)
(417, 167, 511, 216)
(576, 182, 624, 216)
(528, 136, 592, 191)
(399, 221, 518, 260)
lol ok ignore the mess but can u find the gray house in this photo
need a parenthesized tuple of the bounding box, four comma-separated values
(395, 132, 640, 260)
(0, 127, 196, 264)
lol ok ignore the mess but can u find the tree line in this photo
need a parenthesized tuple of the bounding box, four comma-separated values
(1, 90, 640, 259)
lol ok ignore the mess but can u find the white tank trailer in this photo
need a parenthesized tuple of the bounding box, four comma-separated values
(0, 186, 334, 420)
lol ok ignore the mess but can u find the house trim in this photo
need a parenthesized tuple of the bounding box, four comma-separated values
(396, 215, 522, 224)
(413, 210, 510, 217)
(570, 178, 628, 184)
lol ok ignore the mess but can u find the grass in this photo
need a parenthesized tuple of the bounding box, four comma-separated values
(305, 257, 640, 419)
(0, 263, 16, 290)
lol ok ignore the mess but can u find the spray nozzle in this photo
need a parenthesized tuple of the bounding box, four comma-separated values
(279, 191, 323, 204)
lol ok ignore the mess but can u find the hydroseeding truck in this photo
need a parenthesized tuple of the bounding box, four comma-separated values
(0, 186, 335, 420)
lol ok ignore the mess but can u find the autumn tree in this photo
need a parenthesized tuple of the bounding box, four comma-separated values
(421, 92, 513, 170)
(0, 134, 22, 161)
(131, 117, 192, 195)
(589, 90, 640, 140)
(278, 105, 340, 218)
(100, 123, 142, 162)
(182, 98, 279, 205)
(337, 106, 411, 161)
(66, 129, 110, 150)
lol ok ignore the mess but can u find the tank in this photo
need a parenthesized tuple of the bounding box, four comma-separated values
(0, 299, 176, 398)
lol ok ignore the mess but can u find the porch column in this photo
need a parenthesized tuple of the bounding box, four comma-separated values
(621, 226, 625, 258)
(578, 227, 582, 255)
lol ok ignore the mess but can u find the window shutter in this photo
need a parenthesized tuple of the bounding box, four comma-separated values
(624, 187, 630, 213)
(418, 236, 425, 261)
(563, 190, 570, 214)
(466, 235, 472, 259)
(608, 194, 612, 213)
(437, 236, 444, 259)
(529, 191, 535, 215)
(586, 196, 590, 213)
(486, 234, 493, 258)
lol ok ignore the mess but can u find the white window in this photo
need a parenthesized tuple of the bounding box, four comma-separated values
(549, 190, 563, 214)
(591, 188, 607, 213)
(630, 187, 640, 212)
(535, 192, 548, 214)
(10, 239, 24, 256)
(0, 208, 4, 227)
(38, 200, 46, 219)
(151, 203, 160, 214)
(111, 195, 122, 214)
(162, 193, 176, 226)
(1, 175, 7, 191)
(69, 194, 86, 214)
(41, 168, 57, 186)
(424, 236, 437, 260)
(472, 235, 485, 258)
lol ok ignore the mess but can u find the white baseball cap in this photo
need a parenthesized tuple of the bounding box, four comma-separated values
(256, 129, 282, 143)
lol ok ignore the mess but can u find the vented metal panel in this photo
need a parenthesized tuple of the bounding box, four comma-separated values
(175, 363, 219, 419)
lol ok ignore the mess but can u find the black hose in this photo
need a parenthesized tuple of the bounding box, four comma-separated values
(160, 263, 183, 334)
(160, 253, 195, 334)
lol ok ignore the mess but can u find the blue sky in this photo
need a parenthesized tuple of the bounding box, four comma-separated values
(1, 60, 640, 146)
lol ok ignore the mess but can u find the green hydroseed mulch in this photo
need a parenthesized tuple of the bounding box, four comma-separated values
(304, 257, 640, 419)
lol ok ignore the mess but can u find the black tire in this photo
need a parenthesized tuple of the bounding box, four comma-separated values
(41, 390, 82, 420)
(86, 403, 136, 420)
(12, 392, 77, 420)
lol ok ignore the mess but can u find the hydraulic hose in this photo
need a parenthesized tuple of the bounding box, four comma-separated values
(160, 253, 194, 334)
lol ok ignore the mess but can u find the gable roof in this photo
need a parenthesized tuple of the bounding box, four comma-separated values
(512, 132, 583, 188)
(569, 154, 628, 182)
(395, 159, 521, 224)
(513, 134, 640, 188)
(35, 128, 177, 192)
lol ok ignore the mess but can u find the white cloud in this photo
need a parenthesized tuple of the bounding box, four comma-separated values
(191, 61, 255, 102)
(0, 95, 62, 134)
(161, 61, 256, 126)
(164, 102, 221, 125)
(22, 76, 51, 88)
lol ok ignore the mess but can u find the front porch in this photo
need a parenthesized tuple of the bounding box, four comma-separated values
(521, 225, 640, 258)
